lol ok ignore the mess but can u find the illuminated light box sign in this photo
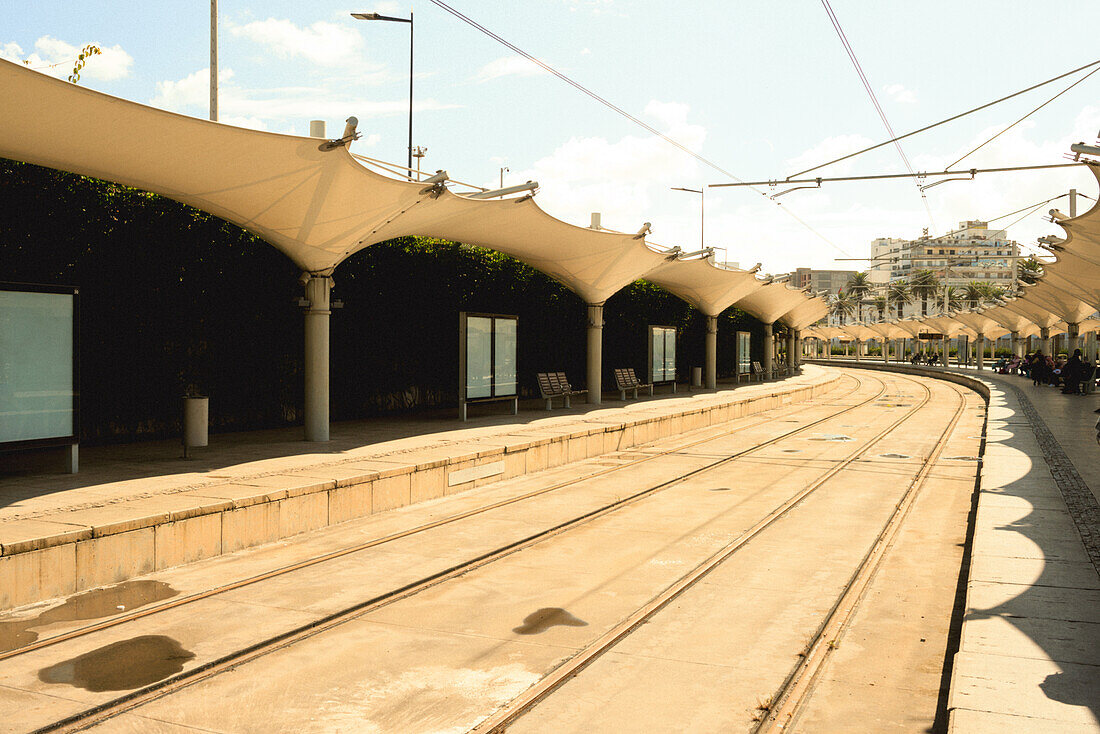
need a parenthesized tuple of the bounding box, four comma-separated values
(458, 312, 518, 421)
(648, 325, 677, 383)
(918, 332, 945, 340)
(0, 283, 78, 448)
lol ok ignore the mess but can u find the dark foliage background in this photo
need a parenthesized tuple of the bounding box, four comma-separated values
(1, 159, 768, 444)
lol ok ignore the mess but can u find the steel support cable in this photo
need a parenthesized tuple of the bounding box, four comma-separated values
(948, 64, 1100, 169)
(426, 0, 852, 256)
(788, 57, 1100, 180)
(820, 0, 937, 231)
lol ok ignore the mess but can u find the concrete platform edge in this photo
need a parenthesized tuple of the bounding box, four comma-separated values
(0, 371, 843, 611)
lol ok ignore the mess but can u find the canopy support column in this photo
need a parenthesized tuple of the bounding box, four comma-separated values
(1067, 322, 1080, 354)
(705, 315, 718, 389)
(303, 275, 332, 442)
(586, 303, 603, 404)
(794, 330, 802, 370)
(1040, 327, 1051, 356)
(854, 338, 862, 362)
(786, 330, 796, 373)
(763, 322, 774, 377)
(976, 334, 985, 371)
(1010, 331, 1020, 359)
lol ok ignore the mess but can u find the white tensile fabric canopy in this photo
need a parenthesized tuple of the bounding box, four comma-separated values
(728, 282, 816, 326)
(0, 58, 830, 315)
(644, 257, 764, 317)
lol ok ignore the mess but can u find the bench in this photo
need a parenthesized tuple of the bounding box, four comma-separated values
(536, 371, 586, 410)
(613, 367, 653, 400)
(751, 361, 766, 381)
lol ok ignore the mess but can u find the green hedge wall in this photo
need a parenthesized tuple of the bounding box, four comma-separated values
(1, 159, 769, 444)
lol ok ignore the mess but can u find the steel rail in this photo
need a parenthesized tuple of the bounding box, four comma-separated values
(33, 371, 899, 734)
(1, 376, 865, 664)
(754, 381, 971, 732)
(469, 372, 948, 732)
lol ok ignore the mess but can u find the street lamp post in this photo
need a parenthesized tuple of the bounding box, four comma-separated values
(352, 11, 414, 171)
(671, 187, 704, 250)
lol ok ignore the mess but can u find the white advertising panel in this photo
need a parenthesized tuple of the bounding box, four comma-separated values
(649, 326, 676, 382)
(0, 289, 75, 443)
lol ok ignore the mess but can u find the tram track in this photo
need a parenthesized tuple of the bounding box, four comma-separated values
(1, 375, 867, 665)
(752, 380, 970, 732)
(22, 372, 914, 733)
(468, 374, 970, 733)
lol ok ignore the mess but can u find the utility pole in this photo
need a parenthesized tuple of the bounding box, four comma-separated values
(210, 0, 218, 121)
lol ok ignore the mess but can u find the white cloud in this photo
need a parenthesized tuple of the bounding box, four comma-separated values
(474, 56, 551, 83)
(883, 83, 916, 104)
(784, 134, 875, 176)
(0, 36, 133, 81)
(149, 67, 457, 134)
(506, 99, 706, 241)
(230, 18, 365, 67)
(151, 68, 235, 110)
(580, 48, 591, 55)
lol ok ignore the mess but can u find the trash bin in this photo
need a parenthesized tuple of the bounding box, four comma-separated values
(183, 396, 208, 457)
(691, 366, 702, 388)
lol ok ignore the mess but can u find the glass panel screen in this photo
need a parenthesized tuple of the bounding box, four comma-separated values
(650, 326, 676, 382)
(738, 331, 752, 374)
(0, 290, 74, 442)
(465, 316, 492, 399)
(493, 318, 517, 396)
(663, 329, 676, 381)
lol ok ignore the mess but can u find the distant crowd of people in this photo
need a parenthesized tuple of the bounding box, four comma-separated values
(993, 349, 1098, 395)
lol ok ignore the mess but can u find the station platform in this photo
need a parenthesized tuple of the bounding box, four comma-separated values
(811, 359, 1100, 732)
(0, 367, 842, 612)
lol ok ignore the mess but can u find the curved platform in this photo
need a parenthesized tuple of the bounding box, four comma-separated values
(809, 360, 1100, 733)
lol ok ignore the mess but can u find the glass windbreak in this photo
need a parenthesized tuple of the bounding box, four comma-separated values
(493, 318, 517, 396)
(738, 331, 752, 374)
(465, 316, 492, 399)
(0, 290, 74, 442)
(650, 327, 665, 382)
(663, 328, 676, 381)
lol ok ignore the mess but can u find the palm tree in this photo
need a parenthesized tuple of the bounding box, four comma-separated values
(963, 282, 986, 309)
(936, 286, 962, 312)
(830, 290, 856, 325)
(979, 283, 1005, 302)
(846, 272, 872, 322)
(909, 269, 939, 317)
(885, 281, 911, 319)
(872, 295, 887, 321)
(1017, 256, 1043, 285)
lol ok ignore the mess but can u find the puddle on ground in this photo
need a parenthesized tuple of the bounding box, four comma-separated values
(38, 635, 195, 692)
(879, 453, 911, 459)
(0, 580, 178, 654)
(808, 434, 855, 442)
(512, 608, 588, 635)
(946, 456, 982, 462)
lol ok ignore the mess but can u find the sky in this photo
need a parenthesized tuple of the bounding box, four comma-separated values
(3, 0, 1099, 275)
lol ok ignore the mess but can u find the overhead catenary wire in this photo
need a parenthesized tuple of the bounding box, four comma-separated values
(948, 64, 1100, 169)
(710, 161, 1088, 188)
(787, 57, 1100, 180)
(426, 0, 853, 257)
(819, 0, 937, 232)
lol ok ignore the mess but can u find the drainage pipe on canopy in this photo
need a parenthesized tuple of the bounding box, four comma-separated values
(1067, 322, 1080, 354)
(586, 303, 603, 404)
(762, 322, 774, 378)
(705, 315, 718, 389)
(303, 275, 332, 442)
